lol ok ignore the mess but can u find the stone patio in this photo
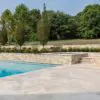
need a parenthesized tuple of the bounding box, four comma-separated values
(0, 63, 99, 96)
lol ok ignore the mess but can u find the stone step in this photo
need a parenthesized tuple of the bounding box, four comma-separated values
(80, 57, 94, 64)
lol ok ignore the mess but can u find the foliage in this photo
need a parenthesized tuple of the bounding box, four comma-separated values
(28, 9, 40, 41)
(49, 11, 77, 40)
(14, 4, 29, 23)
(14, 4, 29, 41)
(29, 32, 37, 42)
(0, 47, 100, 53)
(14, 22, 26, 48)
(37, 3, 50, 47)
(1, 3, 100, 45)
(40, 48, 49, 53)
(29, 9, 40, 33)
(1, 9, 14, 44)
(76, 4, 100, 39)
(0, 20, 8, 45)
(50, 47, 62, 52)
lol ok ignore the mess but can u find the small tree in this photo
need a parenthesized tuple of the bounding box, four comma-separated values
(0, 20, 8, 46)
(37, 3, 50, 48)
(14, 22, 26, 50)
(1, 9, 14, 44)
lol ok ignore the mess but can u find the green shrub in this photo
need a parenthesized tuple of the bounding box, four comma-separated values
(32, 48, 39, 53)
(80, 47, 89, 52)
(7, 48, 12, 53)
(89, 48, 94, 52)
(40, 48, 49, 53)
(72, 48, 80, 52)
(96, 48, 100, 52)
(1, 47, 100, 53)
(21, 47, 27, 53)
(10, 48, 17, 53)
(92, 48, 100, 52)
(61, 48, 68, 52)
(50, 47, 62, 52)
(75, 48, 81, 52)
(26, 48, 32, 53)
(1, 47, 9, 52)
(67, 47, 73, 52)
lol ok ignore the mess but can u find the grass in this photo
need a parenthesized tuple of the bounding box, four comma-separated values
(25, 39, 100, 46)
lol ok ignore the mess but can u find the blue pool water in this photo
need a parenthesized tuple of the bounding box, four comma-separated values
(0, 61, 56, 77)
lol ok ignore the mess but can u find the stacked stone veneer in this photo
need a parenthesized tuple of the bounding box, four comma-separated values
(0, 53, 88, 64)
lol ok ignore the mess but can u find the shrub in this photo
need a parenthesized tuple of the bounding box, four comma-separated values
(82, 47, 89, 52)
(32, 48, 39, 53)
(40, 48, 49, 53)
(21, 47, 28, 53)
(61, 48, 68, 52)
(75, 48, 81, 52)
(50, 47, 62, 52)
(72, 48, 80, 52)
(0, 46, 100, 53)
(67, 47, 73, 52)
(91, 48, 100, 52)
(26, 48, 32, 53)
(1, 47, 9, 52)
(10, 48, 17, 53)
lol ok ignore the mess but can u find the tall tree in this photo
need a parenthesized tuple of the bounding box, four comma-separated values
(37, 3, 50, 48)
(29, 9, 40, 33)
(0, 20, 8, 45)
(14, 4, 29, 41)
(1, 9, 14, 43)
(28, 9, 40, 41)
(14, 4, 29, 23)
(14, 22, 26, 50)
(76, 4, 100, 39)
(49, 11, 77, 40)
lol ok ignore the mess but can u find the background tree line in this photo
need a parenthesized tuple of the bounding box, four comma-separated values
(1, 3, 100, 45)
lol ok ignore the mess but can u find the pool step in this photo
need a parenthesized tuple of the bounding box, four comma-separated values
(80, 57, 95, 64)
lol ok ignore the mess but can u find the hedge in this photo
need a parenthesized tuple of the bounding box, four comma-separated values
(0, 47, 100, 53)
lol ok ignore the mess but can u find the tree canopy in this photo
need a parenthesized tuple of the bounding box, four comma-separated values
(37, 3, 50, 47)
(0, 3, 100, 46)
(0, 20, 8, 45)
(76, 4, 100, 39)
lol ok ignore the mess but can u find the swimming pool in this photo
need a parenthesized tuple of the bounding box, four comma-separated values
(0, 61, 56, 77)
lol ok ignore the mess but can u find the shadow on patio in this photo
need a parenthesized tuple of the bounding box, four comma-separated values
(0, 92, 100, 100)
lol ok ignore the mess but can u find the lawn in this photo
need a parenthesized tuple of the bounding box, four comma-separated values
(25, 39, 100, 46)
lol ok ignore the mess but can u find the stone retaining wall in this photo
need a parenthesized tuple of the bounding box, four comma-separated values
(0, 53, 88, 64)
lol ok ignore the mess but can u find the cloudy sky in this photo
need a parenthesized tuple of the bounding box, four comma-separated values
(0, 0, 99, 15)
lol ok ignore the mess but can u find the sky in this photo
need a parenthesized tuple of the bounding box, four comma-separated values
(0, 0, 100, 15)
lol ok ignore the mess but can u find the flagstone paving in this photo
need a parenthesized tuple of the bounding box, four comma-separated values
(0, 64, 99, 95)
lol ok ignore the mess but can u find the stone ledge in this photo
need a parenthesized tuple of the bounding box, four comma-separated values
(0, 53, 88, 64)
